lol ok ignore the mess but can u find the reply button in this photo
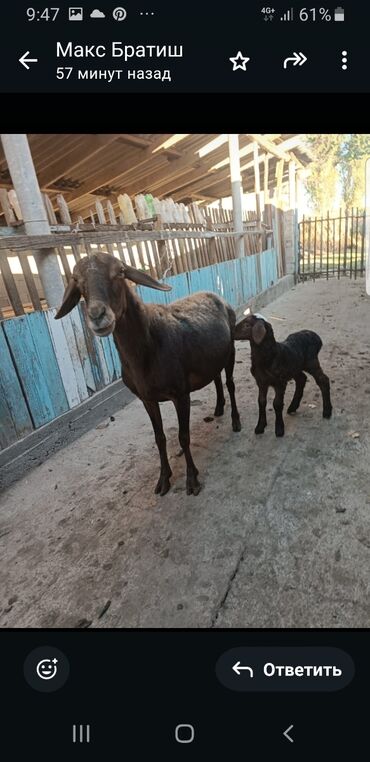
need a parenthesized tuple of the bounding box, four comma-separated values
(215, 647, 354, 692)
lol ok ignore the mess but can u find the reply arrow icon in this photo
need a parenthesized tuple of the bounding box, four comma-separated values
(283, 52, 307, 69)
(232, 661, 254, 677)
(19, 51, 39, 70)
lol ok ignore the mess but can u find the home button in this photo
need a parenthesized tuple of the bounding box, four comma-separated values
(175, 724, 195, 744)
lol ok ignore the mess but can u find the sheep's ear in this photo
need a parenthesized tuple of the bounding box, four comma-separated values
(252, 319, 267, 344)
(55, 279, 81, 319)
(234, 319, 251, 340)
(123, 265, 172, 292)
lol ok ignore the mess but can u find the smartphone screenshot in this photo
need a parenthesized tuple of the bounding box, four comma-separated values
(0, 1, 369, 756)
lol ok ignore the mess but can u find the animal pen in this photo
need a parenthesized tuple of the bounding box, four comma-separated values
(0, 133, 311, 453)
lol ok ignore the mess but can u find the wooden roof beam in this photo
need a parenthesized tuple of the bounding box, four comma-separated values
(60, 134, 175, 203)
(246, 135, 291, 161)
(38, 134, 123, 188)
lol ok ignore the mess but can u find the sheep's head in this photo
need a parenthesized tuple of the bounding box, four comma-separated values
(234, 313, 269, 344)
(55, 252, 171, 336)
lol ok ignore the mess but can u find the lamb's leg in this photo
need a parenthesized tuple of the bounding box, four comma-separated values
(273, 383, 287, 437)
(255, 383, 268, 434)
(214, 373, 226, 417)
(287, 371, 307, 414)
(174, 394, 201, 495)
(308, 360, 332, 418)
(143, 400, 172, 496)
(225, 345, 241, 431)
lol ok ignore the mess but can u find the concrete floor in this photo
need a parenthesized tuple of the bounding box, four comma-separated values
(1, 278, 370, 628)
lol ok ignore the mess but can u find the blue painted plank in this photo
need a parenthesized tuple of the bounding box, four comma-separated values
(0, 326, 33, 448)
(3, 312, 68, 428)
(0, 390, 17, 449)
(45, 309, 82, 408)
(108, 335, 122, 378)
(93, 336, 111, 386)
(58, 312, 89, 403)
(78, 304, 105, 390)
(69, 307, 97, 394)
(98, 335, 116, 384)
(27, 312, 69, 417)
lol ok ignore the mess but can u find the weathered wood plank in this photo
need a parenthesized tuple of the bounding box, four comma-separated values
(93, 336, 111, 387)
(0, 229, 266, 252)
(2, 312, 69, 427)
(45, 309, 83, 408)
(0, 251, 25, 315)
(0, 326, 34, 448)
(59, 312, 89, 402)
(78, 303, 105, 391)
(0, 189, 17, 225)
(68, 306, 96, 394)
(17, 252, 42, 311)
(100, 336, 116, 383)
(108, 335, 122, 378)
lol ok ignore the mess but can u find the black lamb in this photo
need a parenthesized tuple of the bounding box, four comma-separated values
(234, 312, 332, 437)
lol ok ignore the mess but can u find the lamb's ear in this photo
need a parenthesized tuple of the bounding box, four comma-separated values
(234, 319, 251, 340)
(55, 279, 81, 319)
(123, 265, 172, 292)
(252, 319, 267, 344)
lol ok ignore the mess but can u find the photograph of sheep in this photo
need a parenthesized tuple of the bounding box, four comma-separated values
(0, 133, 369, 628)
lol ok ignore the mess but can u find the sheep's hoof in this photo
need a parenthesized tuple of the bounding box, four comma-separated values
(186, 471, 201, 496)
(287, 404, 298, 415)
(232, 417, 242, 432)
(323, 408, 332, 419)
(214, 405, 225, 417)
(155, 470, 172, 496)
(255, 425, 266, 435)
(275, 428, 285, 437)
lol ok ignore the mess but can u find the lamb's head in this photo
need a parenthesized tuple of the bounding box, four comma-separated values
(55, 252, 171, 336)
(234, 312, 272, 344)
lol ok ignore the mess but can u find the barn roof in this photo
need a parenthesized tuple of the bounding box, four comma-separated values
(0, 134, 311, 223)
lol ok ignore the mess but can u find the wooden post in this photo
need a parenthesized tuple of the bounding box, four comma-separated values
(228, 134, 244, 258)
(253, 142, 262, 252)
(289, 160, 296, 210)
(206, 214, 217, 264)
(0, 134, 65, 307)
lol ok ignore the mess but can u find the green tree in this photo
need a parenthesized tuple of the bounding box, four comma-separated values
(304, 134, 370, 213)
(339, 134, 370, 210)
(304, 134, 342, 214)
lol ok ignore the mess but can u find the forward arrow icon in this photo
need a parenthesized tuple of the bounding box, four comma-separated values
(283, 52, 307, 69)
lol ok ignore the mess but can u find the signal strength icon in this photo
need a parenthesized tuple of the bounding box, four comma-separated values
(280, 7, 294, 20)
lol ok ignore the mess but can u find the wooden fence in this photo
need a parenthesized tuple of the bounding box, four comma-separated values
(0, 247, 278, 451)
(299, 208, 367, 279)
(0, 194, 276, 318)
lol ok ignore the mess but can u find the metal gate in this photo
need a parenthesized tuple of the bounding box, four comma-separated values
(298, 209, 367, 279)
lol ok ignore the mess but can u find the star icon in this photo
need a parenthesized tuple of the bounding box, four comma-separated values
(229, 51, 250, 71)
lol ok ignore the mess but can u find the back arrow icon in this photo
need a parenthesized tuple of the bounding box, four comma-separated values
(283, 52, 307, 68)
(19, 52, 38, 70)
(283, 724, 294, 743)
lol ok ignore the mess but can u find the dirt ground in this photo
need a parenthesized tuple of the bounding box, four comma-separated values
(1, 278, 370, 629)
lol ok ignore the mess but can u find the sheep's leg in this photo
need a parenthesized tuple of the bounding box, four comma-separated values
(174, 394, 201, 496)
(287, 372, 307, 414)
(214, 373, 226, 417)
(225, 346, 242, 432)
(308, 361, 332, 419)
(143, 400, 172, 496)
(255, 383, 268, 434)
(273, 383, 287, 437)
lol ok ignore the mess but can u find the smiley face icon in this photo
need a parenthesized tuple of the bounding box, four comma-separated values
(36, 658, 58, 680)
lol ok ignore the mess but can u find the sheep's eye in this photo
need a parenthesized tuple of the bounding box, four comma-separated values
(119, 267, 125, 276)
